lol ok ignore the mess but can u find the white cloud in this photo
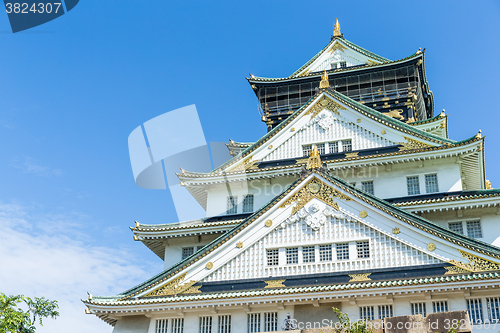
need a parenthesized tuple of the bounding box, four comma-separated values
(0, 202, 155, 333)
(11, 156, 63, 177)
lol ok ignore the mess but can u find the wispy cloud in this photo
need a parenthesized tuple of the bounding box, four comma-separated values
(11, 156, 63, 177)
(0, 202, 155, 333)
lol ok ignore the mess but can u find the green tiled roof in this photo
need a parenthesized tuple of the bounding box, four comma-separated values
(289, 37, 390, 78)
(86, 271, 500, 305)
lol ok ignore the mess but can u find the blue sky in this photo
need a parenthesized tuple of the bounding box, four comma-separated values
(0, 1, 499, 332)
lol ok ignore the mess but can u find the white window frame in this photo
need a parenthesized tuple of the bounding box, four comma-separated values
(406, 175, 420, 196)
(217, 315, 231, 333)
(466, 220, 483, 239)
(319, 244, 332, 262)
(247, 313, 261, 333)
(266, 249, 279, 266)
(447, 219, 482, 238)
(361, 180, 374, 195)
(200, 316, 213, 333)
(226, 196, 237, 215)
(156, 319, 168, 333)
(378, 305, 393, 319)
(356, 241, 370, 259)
(286, 247, 298, 264)
(448, 221, 464, 235)
(425, 173, 439, 193)
(467, 298, 483, 325)
(242, 194, 254, 213)
(410, 301, 426, 317)
(302, 245, 315, 263)
(359, 306, 374, 321)
(432, 300, 449, 313)
(487, 297, 500, 323)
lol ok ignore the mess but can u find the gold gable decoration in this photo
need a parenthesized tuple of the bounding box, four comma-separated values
(319, 70, 330, 89)
(447, 250, 500, 273)
(229, 155, 259, 172)
(304, 95, 347, 120)
(307, 144, 322, 169)
(349, 273, 372, 282)
(264, 279, 286, 288)
(279, 178, 351, 215)
(398, 137, 432, 151)
(145, 273, 198, 297)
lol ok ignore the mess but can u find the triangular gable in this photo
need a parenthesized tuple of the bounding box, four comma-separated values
(292, 38, 388, 77)
(219, 90, 454, 172)
(124, 170, 500, 299)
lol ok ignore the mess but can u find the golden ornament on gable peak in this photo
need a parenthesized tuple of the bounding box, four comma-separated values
(306, 144, 322, 170)
(333, 18, 342, 37)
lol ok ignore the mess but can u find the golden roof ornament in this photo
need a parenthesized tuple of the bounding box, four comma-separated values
(333, 18, 341, 37)
(416, 47, 422, 55)
(319, 70, 330, 89)
(476, 129, 482, 139)
(440, 109, 446, 117)
(307, 144, 322, 169)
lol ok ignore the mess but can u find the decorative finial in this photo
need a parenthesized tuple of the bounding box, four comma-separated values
(87, 292, 92, 300)
(180, 167, 186, 175)
(440, 109, 445, 117)
(135, 220, 139, 228)
(333, 18, 342, 37)
(416, 47, 422, 55)
(476, 129, 482, 139)
(307, 144, 322, 169)
(486, 180, 492, 189)
(319, 70, 330, 89)
(249, 73, 255, 79)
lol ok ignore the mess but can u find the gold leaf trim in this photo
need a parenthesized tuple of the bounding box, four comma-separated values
(345, 152, 359, 158)
(264, 279, 286, 288)
(444, 266, 471, 275)
(278, 178, 350, 215)
(448, 250, 500, 273)
(304, 95, 347, 120)
(349, 273, 372, 282)
(398, 137, 433, 151)
(145, 273, 198, 297)
(180, 285, 202, 294)
(328, 42, 347, 54)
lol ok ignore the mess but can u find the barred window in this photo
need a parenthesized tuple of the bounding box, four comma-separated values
(182, 247, 194, 260)
(336, 243, 349, 260)
(425, 174, 439, 193)
(328, 141, 339, 154)
(264, 312, 278, 332)
(316, 143, 325, 155)
(432, 301, 448, 313)
(200, 316, 212, 333)
(467, 298, 483, 325)
(319, 244, 332, 261)
(286, 248, 298, 264)
(218, 315, 231, 333)
(226, 196, 237, 215)
(242, 194, 254, 213)
(342, 139, 352, 152)
(448, 222, 464, 235)
(267, 249, 279, 266)
(339, 61, 347, 68)
(466, 220, 482, 239)
(361, 181, 374, 195)
(172, 318, 184, 333)
(303, 144, 312, 157)
(156, 319, 168, 333)
(247, 313, 261, 333)
(360, 306, 374, 321)
(411, 302, 426, 316)
(302, 246, 315, 263)
(406, 176, 420, 195)
(378, 305, 393, 319)
(356, 241, 370, 259)
(487, 297, 500, 322)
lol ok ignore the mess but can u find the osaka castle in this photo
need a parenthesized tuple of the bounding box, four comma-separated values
(84, 21, 500, 332)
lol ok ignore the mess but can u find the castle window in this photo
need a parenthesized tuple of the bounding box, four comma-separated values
(425, 174, 439, 193)
(487, 297, 500, 322)
(302, 144, 312, 157)
(218, 315, 231, 333)
(361, 181, 374, 195)
(448, 222, 464, 235)
(319, 244, 332, 261)
(432, 301, 448, 313)
(378, 305, 393, 319)
(226, 196, 237, 214)
(467, 298, 483, 325)
(267, 249, 279, 266)
(342, 139, 352, 152)
(247, 313, 261, 333)
(286, 247, 298, 264)
(411, 302, 426, 316)
(172, 318, 184, 333)
(316, 143, 325, 155)
(356, 241, 370, 258)
(264, 312, 278, 332)
(466, 220, 482, 239)
(406, 176, 420, 195)
(302, 246, 315, 263)
(242, 194, 254, 213)
(360, 306, 374, 321)
(156, 319, 168, 333)
(199, 316, 212, 333)
(328, 141, 339, 153)
(339, 61, 347, 68)
(182, 247, 194, 260)
(336, 243, 349, 260)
